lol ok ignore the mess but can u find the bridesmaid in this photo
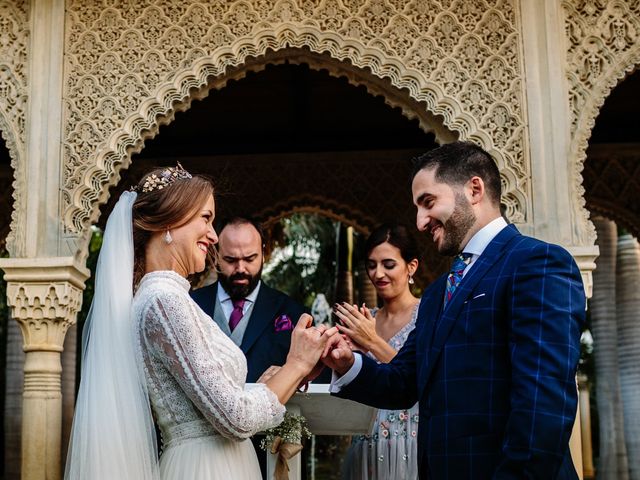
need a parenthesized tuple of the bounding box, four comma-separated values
(335, 223, 420, 480)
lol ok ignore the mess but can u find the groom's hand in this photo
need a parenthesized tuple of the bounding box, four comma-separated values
(321, 333, 355, 375)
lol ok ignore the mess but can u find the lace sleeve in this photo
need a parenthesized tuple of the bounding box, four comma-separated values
(140, 290, 285, 440)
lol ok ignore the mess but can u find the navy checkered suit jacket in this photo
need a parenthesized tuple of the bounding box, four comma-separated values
(336, 224, 585, 479)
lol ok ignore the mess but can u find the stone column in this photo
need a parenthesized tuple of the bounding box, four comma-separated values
(60, 323, 77, 468)
(0, 258, 88, 480)
(4, 318, 25, 480)
(578, 374, 595, 479)
(591, 216, 628, 480)
(616, 234, 640, 480)
(335, 225, 353, 304)
(569, 402, 583, 480)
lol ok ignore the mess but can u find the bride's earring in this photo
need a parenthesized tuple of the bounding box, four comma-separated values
(164, 230, 173, 244)
(408, 275, 415, 285)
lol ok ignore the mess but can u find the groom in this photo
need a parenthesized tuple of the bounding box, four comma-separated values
(325, 142, 585, 479)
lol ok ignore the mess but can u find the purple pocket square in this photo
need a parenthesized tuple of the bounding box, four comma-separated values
(274, 314, 293, 332)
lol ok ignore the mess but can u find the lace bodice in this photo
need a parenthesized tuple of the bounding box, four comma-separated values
(134, 270, 285, 450)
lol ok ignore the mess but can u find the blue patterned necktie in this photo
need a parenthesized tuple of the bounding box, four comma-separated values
(443, 252, 472, 307)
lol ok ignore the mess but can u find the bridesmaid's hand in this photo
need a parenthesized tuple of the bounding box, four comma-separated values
(334, 303, 380, 351)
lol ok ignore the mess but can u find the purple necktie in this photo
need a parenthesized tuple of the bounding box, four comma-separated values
(229, 299, 246, 332)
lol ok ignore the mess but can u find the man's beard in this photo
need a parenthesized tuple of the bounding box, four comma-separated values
(437, 193, 476, 257)
(218, 266, 262, 300)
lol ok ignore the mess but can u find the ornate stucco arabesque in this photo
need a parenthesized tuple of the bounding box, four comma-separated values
(61, 0, 532, 259)
(563, 0, 640, 245)
(0, 0, 29, 257)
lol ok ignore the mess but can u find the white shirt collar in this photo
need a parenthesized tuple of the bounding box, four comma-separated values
(462, 216, 508, 258)
(218, 280, 262, 304)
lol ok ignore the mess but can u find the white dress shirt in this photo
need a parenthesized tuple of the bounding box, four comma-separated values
(217, 280, 262, 320)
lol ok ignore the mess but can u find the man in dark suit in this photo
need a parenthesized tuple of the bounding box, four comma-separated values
(324, 141, 585, 479)
(191, 216, 306, 383)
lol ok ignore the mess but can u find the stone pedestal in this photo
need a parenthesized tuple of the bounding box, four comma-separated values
(0, 257, 88, 480)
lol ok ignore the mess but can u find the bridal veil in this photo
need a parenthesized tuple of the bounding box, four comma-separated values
(65, 191, 159, 480)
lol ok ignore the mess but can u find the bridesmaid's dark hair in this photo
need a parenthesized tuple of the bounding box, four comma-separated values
(131, 168, 215, 288)
(365, 223, 419, 263)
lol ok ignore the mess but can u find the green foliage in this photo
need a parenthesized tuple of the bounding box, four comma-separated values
(263, 214, 338, 308)
(78, 227, 104, 327)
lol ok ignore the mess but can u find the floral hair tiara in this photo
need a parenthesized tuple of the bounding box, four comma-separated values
(134, 162, 193, 193)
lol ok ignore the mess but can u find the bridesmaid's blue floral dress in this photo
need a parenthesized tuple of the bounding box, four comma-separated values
(342, 306, 419, 480)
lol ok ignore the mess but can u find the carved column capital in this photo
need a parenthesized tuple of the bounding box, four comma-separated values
(566, 245, 600, 300)
(0, 257, 89, 351)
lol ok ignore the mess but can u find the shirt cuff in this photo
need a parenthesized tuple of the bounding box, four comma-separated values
(329, 353, 363, 393)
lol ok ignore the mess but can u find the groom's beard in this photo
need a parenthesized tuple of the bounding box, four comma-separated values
(218, 267, 262, 300)
(438, 193, 476, 257)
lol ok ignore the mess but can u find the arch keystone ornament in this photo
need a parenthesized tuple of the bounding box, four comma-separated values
(0, 256, 89, 480)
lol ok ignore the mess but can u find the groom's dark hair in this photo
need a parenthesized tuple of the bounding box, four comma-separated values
(411, 141, 502, 206)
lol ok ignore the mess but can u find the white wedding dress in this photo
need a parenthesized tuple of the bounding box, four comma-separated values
(134, 270, 285, 479)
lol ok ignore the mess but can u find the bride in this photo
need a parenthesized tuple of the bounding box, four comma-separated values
(65, 165, 336, 479)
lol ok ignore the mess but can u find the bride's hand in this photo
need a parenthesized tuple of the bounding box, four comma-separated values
(287, 314, 339, 374)
(333, 303, 379, 351)
(257, 365, 281, 383)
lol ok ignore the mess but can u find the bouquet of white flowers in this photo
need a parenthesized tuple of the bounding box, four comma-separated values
(260, 412, 312, 480)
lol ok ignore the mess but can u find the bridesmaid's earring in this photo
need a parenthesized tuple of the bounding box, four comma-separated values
(408, 275, 415, 285)
(164, 230, 173, 244)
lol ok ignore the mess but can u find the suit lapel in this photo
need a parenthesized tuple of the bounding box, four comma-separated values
(240, 284, 282, 355)
(421, 224, 520, 389)
(201, 282, 218, 319)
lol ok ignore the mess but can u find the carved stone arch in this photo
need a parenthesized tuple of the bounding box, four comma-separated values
(0, 110, 24, 256)
(563, 0, 640, 245)
(258, 194, 376, 236)
(0, 0, 29, 257)
(569, 58, 640, 245)
(63, 24, 529, 260)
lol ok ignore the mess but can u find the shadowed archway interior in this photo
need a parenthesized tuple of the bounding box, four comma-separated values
(102, 61, 451, 284)
(0, 136, 12, 250)
(583, 69, 640, 238)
